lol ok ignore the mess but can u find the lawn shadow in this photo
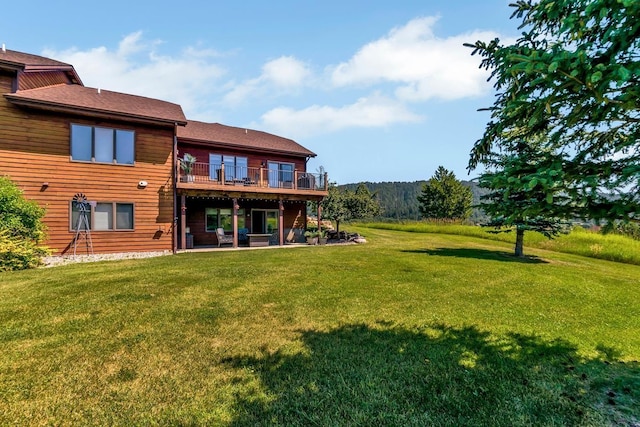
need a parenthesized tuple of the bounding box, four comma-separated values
(403, 247, 549, 264)
(223, 323, 638, 426)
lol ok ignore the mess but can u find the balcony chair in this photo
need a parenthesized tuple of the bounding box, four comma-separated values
(216, 228, 234, 247)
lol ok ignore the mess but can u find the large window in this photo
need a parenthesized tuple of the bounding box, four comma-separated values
(205, 208, 245, 232)
(268, 162, 294, 188)
(209, 154, 248, 181)
(70, 201, 134, 231)
(71, 124, 135, 165)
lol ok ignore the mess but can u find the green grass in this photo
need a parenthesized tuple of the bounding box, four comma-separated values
(1, 228, 639, 425)
(359, 221, 640, 265)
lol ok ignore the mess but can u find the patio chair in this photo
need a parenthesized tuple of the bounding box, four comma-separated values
(238, 227, 248, 243)
(216, 228, 233, 247)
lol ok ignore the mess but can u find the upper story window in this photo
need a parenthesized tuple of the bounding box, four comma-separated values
(209, 154, 248, 181)
(71, 124, 135, 165)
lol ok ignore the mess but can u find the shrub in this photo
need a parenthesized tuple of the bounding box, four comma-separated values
(0, 176, 49, 271)
(0, 230, 50, 271)
(602, 221, 640, 241)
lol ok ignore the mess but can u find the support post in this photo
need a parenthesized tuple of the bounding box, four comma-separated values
(317, 202, 323, 235)
(233, 198, 239, 248)
(180, 195, 186, 250)
(279, 200, 285, 246)
(172, 133, 178, 254)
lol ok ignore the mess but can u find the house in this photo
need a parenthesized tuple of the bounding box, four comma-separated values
(0, 46, 327, 255)
(176, 121, 327, 249)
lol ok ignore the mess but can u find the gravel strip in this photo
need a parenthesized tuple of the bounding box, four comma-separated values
(42, 251, 172, 268)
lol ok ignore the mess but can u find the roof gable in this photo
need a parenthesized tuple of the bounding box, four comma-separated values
(0, 48, 82, 85)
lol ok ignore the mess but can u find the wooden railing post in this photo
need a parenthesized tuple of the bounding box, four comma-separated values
(324, 172, 328, 190)
(294, 170, 298, 189)
(221, 162, 225, 184)
(259, 167, 264, 187)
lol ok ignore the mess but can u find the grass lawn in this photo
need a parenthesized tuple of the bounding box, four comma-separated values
(1, 226, 639, 425)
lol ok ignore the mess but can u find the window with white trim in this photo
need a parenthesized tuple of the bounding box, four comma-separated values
(71, 124, 135, 164)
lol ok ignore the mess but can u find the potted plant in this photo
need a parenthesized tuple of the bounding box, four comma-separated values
(304, 229, 319, 245)
(180, 153, 197, 182)
(318, 229, 328, 245)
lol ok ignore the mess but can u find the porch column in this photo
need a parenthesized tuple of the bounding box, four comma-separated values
(232, 198, 239, 248)
(317, 202, 323, 234)
(180, 195, 186, 250)
(279, 200, 285, 246)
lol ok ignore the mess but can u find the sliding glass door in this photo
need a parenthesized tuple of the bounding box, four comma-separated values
(251, 209, 278, 234)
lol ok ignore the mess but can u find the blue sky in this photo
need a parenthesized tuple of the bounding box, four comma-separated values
(2, 1, 520, 184)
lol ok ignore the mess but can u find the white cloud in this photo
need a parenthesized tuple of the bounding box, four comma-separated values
(117, 31, 147, 57)
(262, 56, 310, 87)
(224, 56, 311, 105)
(258, 94, 422, 138)
(42, 32, 225, 117)
(330, 16, 503, 101)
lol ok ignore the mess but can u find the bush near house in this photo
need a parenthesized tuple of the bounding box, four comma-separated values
(0, 176, 49, 271)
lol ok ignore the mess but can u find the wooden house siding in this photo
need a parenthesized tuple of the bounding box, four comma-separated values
(18, 71, 72, 91)
(1, 73, 175, 255)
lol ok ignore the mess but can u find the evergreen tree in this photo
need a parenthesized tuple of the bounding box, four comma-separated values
(417, 166, 472, 220)
(477, 140, 570, 257)
(466, 0, 640, 224)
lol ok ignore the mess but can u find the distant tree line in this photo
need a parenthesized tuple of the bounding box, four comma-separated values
(339, 179, 489, 223)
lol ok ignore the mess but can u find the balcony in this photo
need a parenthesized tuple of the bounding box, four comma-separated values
(177, 160, 328, 196)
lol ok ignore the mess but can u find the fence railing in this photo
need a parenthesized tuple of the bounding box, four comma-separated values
(179, 161, 328, 191)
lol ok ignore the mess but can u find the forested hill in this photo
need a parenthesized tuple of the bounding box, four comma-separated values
(339, 181, 489, 222)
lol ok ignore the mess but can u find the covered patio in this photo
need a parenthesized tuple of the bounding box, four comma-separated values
(176, 191, 324, 250)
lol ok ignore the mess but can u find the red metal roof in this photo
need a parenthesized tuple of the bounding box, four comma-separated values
(5, 84, 187, 126)
(178, 120, 316, 157)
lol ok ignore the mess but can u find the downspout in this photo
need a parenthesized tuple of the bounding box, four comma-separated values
(172, 126, 178, 254)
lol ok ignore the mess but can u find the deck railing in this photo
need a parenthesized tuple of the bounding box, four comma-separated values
(179, 161, 328, 191)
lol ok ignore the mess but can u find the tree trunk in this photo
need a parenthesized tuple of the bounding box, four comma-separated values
(515, 227, 524, 257)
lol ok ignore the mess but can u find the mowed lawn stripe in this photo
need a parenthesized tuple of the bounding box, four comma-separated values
(1, 227, 638, 425)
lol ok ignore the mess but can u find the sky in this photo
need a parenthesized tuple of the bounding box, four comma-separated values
(1, 1, 521, 184)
